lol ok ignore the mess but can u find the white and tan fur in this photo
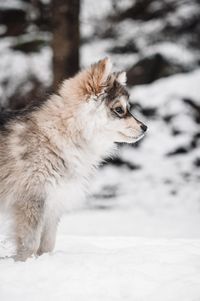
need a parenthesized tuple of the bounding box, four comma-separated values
(0, 58, 147, 261)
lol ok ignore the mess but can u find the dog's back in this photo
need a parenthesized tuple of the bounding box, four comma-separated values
(0, 110, 37, 209)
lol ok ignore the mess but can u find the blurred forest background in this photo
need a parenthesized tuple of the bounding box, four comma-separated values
(0, 0, 200, 237)
(0, 0, 200, 109)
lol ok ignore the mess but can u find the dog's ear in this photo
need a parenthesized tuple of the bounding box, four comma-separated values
(115, 71, 127, 86)
(58, 58, 112, 101)
(89, 57, 112, 95)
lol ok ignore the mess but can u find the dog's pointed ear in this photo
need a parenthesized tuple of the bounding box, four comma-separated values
(90, 57, 112, 94)
(59, 58, 113, 101)
(116, 71, 127, 86)
(93, 57, 112, 84)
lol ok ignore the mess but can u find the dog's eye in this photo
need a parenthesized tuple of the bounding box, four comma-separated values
(114, 107, 124, 116)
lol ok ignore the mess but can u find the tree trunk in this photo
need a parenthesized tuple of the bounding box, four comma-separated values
(51, 0, 80, 89)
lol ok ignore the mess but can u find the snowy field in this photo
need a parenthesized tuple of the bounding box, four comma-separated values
(1, 236, 200, 301)
(1, 0, 200, 300)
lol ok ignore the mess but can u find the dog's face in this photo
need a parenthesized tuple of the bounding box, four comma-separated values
(89, 58, 147, 144)
(100, 76, 147, 143)
(60, 58, 147, 144)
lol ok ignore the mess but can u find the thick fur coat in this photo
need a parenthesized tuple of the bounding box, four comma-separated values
(0, 58, 147, 260)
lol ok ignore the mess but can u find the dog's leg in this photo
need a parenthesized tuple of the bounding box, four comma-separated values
(13, 195, 45, 261)
(37, 214, 58, 256)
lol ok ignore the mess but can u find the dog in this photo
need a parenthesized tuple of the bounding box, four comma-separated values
(0, 58, 147, 261)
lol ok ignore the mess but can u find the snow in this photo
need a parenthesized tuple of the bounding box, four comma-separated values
(143, 42, 197, 67)
(0, 46, 52, 107)
(0, 235, 200, 301)
(132, 68, 200, 107)
(80, 0, 200, 71)
(0, 0, 28, 11)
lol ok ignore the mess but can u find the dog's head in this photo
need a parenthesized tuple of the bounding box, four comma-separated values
(60, 58, 147, 144)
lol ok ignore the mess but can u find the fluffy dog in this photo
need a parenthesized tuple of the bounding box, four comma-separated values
(0, 58, 147, 260)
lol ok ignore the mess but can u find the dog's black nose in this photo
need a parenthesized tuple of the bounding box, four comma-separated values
(140, 123, 147, 132)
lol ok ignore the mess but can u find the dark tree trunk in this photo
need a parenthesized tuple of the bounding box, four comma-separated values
(51, 0, 80, 89)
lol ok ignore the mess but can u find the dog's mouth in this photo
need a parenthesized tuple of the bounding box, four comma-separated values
(118, 131, 145, 143)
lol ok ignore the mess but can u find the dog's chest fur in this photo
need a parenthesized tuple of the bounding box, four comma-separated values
(46, 178, 85, 218)
(45, 132, 115, 218)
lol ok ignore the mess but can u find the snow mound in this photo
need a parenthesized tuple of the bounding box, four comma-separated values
(0, 236, 200, 301)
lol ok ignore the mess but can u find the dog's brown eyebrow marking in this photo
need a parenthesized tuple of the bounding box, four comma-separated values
(106, 80, 129, 102)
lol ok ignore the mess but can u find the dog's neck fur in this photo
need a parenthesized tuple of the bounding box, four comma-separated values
(34, 91, 116, 180)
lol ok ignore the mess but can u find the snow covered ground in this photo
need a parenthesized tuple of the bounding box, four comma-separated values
(1, 236, 200, 301)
